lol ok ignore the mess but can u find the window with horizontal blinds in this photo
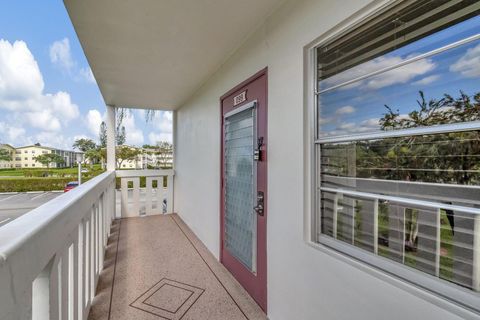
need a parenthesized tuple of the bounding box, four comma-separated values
(317, 0, 480, 83)
(313, 0, 480, 312)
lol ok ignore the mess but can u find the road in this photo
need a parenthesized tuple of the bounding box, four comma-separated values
(0, 191, 63, 227)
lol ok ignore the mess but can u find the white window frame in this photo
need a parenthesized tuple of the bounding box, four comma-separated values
(303, 0, 480, 317)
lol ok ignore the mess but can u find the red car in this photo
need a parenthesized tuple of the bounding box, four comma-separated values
(64, 181, 79, 192)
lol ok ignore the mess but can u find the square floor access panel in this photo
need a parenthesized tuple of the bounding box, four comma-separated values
(130, 278, 205, 319)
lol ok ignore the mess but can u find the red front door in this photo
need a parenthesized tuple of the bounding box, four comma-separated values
(220, 69, 267, 311)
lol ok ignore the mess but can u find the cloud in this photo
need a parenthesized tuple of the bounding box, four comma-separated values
(319, 118, 381, 138)
(35, 131, 74, 150)
(73, 134, 90, 141)
(146, 111, 173, 144)
(0, 121, 26, 142)
(50, 38, 96, 84)
(318, 117, 332, 125)
(149, 132, 172, 144)
(0, 39, 43, 100)
(0, 39, 79, 134)
(335, 106, 356, 115)
(412, 75, 440, 86)
(121, 113, 144, 146)
(365, 58, 435, 89)
(324, 55, 436, 90)
(360, 118, 380, 127)
(450, 43, 480, 78)
(85, 109, 104, 136)
(338, 122, 356, 130)
(25, 110, 61, 131)
(157, 111, 173, 133)
(79, 67, 96, 84)
(49, 38, 75, 72)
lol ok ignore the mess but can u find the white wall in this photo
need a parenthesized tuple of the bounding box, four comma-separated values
(174, 0, 472, 319)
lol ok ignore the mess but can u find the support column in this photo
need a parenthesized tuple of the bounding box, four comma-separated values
(106, 105, 116, 171)
(171, 110, 177, 213)
(172, 110, 177, 170)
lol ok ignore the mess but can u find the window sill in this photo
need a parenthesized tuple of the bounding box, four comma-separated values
(305, 239, 480, 319)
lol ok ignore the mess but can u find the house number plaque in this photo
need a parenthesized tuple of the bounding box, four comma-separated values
(233, 91, 247, 106)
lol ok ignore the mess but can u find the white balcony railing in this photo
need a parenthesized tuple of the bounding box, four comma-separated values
(0, 171, 115, 320)
(0, 169, 174, 320)
(116, 169, 174, 217)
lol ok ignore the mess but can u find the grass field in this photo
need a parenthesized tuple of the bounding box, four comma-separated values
(0, 164, 105, 191)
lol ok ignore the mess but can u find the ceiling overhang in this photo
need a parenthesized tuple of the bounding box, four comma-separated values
(63, 0, 282, 110)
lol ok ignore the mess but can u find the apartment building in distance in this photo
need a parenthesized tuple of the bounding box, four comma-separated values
(0, 144, 15, 169)
(118, 145, 173, 169)
(119, 148, 148, 169)
(142, 146, 173, 169)
(8, 144, 84, 169)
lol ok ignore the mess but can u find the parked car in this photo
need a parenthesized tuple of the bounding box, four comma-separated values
(81, 168, 89, 173)
(64, 181, 79, 192)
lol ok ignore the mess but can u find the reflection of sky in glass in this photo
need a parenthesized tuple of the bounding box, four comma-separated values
(318, 16, 480, 138)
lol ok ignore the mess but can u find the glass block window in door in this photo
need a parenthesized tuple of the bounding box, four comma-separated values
(224, 106, 256, 271)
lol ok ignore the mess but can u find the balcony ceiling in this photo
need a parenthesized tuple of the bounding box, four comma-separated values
(63, 0, 282, 110)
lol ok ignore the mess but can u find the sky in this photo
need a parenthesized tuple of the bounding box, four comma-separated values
(318, 15, 480, 138)
(0, 1, 172, 150)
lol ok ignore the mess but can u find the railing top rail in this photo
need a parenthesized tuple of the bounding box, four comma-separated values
(320, 186, 480, 215)
(322, 174, 480, 191)
(115, 169, 174, 178)
(0, 171, 115, 264)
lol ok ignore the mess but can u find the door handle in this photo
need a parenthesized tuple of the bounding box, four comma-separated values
(254, 191, 264, 216)
(253, 137, 264, 161)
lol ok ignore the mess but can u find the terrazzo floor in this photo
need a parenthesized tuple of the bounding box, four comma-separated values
(88, 214, 266, 320)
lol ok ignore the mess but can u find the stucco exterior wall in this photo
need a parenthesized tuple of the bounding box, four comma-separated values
(174, 0, 473, 319)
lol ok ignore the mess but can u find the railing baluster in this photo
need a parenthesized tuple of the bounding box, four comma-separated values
(61, 246, 69, 320)
(332, 193, 339, 239)
(166, 174, 174, 213)
(99, 195, 105, 268)
(120, 178, 128, 217)
(49, 256, 60, 320)
(373, 199, 379, 255)
(68, 243, 74, 320)
(32, 258, 54, 320)
(75, 224, 83, 320)
(133, 178, 140, 216)
(435, 208, 441, 277)
(83, 219, 89, 310)
(146, 177, 154, 215)
(95, 204, 100, 275)
(473, 214, 480, 291)
(90, 210, 95, 302)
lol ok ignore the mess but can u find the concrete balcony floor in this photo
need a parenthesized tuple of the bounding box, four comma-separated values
(88, 214, 266, 320)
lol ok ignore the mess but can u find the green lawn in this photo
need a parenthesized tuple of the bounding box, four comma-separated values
(0, 164, 103, 177)
(0, 164, 106, 192)
(366, 206, 454, 281)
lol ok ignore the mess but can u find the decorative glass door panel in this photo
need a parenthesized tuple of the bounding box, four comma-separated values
(224, 103, 257, 272)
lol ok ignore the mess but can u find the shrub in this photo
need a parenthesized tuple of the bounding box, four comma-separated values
(0, 177, 93, 192)
(23, 170, 53, 178)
